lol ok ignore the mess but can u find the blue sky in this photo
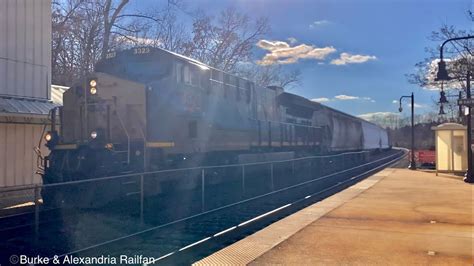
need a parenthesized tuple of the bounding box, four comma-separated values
(142, 0, 472, 117)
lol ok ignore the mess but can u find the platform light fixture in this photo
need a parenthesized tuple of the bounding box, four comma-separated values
(398, 92, 416, 170)
(438, 104, 446, 115)
(439, 91, 448, 104)
(435, 60, 452, 81)
(439, 82, 448, 104)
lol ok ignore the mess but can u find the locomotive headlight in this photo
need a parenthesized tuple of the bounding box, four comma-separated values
(90, 131, 98, 139)
(89, 79, 97, 87)
(89, 79, 97, 95)
(45, 132, 52, 142)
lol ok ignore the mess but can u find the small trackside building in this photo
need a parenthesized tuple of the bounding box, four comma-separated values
(0, 0, 56, 188)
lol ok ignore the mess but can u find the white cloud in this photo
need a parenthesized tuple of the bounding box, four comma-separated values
(358, 112, 400, 120)
(287, 37, 297, 44)
(362, 97, 375, 103)
(392, 100, 398, 104)
(311, 97, 330, 102)
(331, 94, 375, 102)
(362, 97, 375, 102)
(309, 20, 330, 28)
(335, 94, 359, 100)
(312, 95, 375, 103)
(330, 52, 377, 65)
(408, 103, 426, 108)
(256, 39, 336, 66)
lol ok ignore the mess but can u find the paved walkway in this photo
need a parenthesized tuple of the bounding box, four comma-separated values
(194, 168, 473, 265)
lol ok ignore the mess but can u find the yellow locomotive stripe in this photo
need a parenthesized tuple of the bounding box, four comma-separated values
(53, 144, 78, 150)
(146, 141, 175, 148)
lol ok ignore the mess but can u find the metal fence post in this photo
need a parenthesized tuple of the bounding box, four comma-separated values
(242, 165, 246, 196)
(201, 169, 205, 212)
(140, 175, 144, 224)
(34, 185, 40, 244)
(270, 163, 274, 191)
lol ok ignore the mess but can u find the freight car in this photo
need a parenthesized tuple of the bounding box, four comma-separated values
(38, 47, 389, 205)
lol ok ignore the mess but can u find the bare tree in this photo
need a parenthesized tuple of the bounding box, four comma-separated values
(52, 0, 108, 85)
(120, 3, 189, 53)
(101, 0, 130, 58)
(51, 0, 176, 85)
(237, 64, 301, 89)
(184, 8, 270, 72)
(51, 2, 299, 90)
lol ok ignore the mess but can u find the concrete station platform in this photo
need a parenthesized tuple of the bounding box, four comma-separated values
(194, 168, 473, 265)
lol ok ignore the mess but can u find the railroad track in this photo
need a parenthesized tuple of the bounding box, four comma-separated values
(0, 207, 69, 234)
(49, 149, 405, 265)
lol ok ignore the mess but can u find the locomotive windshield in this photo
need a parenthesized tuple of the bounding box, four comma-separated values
(95, 47, 173, 83)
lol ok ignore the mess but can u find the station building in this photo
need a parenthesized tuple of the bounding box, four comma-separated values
(0, 0, 56, 188)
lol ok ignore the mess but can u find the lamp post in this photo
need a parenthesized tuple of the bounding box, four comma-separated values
(435, 35, 474, 183)
(399, 93, 417, 170)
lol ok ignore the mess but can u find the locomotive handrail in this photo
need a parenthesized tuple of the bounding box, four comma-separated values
(34, 147, 44, 171)
(116, 111, 130, 164)
(138, 126, 147, 170)
(27, 150, 374, 189)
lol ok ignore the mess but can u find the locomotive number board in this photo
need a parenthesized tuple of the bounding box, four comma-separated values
(133, 47, 150, 55)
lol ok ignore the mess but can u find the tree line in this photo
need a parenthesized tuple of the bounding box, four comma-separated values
(51, 0, 300, 88)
